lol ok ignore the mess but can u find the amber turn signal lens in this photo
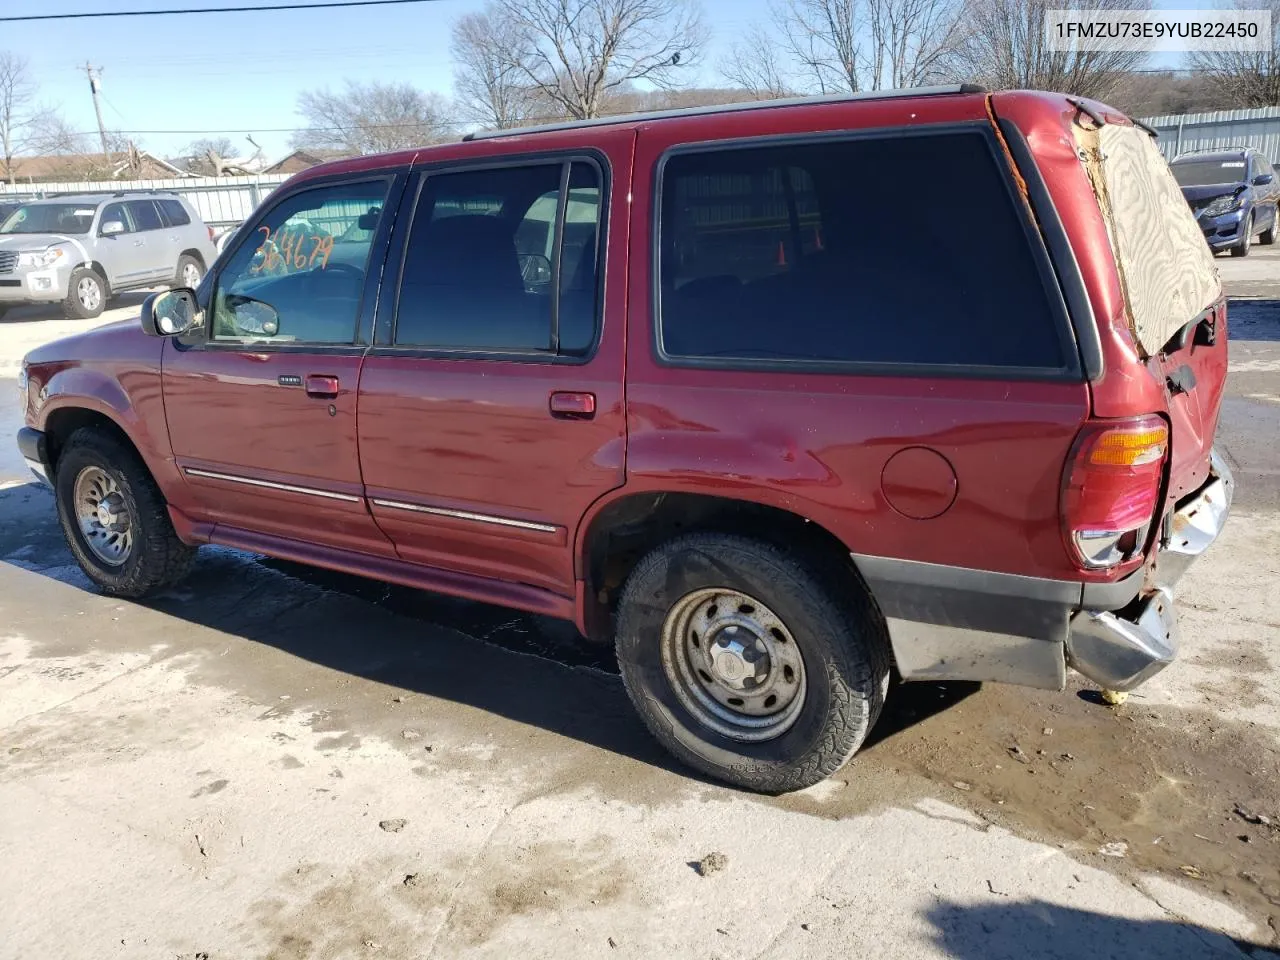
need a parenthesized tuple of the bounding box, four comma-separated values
(1087, 425, 1168, 467)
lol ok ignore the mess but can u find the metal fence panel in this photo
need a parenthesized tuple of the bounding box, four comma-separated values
(1138, 106, 1280, 164)
(0, 174, 291, 230)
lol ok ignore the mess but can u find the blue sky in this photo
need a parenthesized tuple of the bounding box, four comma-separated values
(3, 0, 1192, 163)
(2, 0, 768, 162)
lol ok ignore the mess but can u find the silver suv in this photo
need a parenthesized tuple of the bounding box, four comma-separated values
(0, 192, 217, 320)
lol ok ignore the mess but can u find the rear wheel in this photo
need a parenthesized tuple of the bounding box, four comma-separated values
(1231, 214, 1254, 257)
(62, 267, 106, 319)
(54, 427, 197, 597)
(616, 533, 890, 793)
(174, 254, 203, 290)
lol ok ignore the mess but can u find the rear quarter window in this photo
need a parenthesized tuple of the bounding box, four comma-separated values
(158, 198, 191, 226)
(657, 128, 1071, 373)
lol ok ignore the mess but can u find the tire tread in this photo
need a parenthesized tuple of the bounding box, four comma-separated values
(617, 532, 890, 794)
(55, 427, 196, 597)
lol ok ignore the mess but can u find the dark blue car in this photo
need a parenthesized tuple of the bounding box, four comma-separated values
(1170, 148, 1280, 257)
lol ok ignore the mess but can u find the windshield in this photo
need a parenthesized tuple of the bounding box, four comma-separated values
(0, 202, 97, 235)
(1171, 159, 1249, 187)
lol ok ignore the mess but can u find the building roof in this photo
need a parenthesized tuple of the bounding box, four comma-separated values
(3, 151, 188, 182)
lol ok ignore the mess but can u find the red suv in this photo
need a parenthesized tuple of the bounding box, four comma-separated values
(17, 86, 1233, 793)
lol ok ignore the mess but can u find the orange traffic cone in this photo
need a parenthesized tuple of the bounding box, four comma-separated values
(776, 240, 787, 267)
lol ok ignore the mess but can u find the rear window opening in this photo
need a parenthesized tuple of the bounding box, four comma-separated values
(657, 129, 1072, 373)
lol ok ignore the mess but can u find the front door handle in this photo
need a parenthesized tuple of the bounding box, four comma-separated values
(305, 374, 340, 398)
(549, 391, 596, 419)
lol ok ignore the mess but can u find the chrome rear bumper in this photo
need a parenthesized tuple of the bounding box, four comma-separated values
(1066, 450, 1234, 691)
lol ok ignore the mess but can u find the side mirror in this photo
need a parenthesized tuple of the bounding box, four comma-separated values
(100, 220, 125, 236)
(141, 288, 201, 337)
(518, 252, 553, 285)
(1254, 173, 1275, 185)
(225, 293, 281, 338)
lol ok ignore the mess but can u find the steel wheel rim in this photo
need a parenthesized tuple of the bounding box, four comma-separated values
(73, 466, 133, 566)
(660, 587, 807, 742)
(182, 262, 201, 287)
(77, 276, 101, 311)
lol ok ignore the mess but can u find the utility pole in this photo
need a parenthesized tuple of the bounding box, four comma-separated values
(83, 63, 110, 161)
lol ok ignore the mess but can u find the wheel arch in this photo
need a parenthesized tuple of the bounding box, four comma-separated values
(70, 260, 111, 292)
(574, 489, 877, 644)
(42, 405, 139, 476)
(178, 248, 206, 270)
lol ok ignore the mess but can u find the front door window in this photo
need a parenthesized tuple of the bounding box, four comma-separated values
(212, 180, 390, 344)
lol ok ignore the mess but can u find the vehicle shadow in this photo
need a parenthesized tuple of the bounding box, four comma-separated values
(0, 290, 153, 324)
(925, 898, 1278, 959)
(0, 482, 976, 787)
(1228, 298, 1280, 342)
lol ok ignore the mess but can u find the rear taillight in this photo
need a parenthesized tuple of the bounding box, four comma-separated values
(1061, 416, 1168, 570)
(207, 225, 216, 243)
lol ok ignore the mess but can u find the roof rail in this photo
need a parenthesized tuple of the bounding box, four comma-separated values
(462, 83, 988, 142)
(112, 189, 176, 197)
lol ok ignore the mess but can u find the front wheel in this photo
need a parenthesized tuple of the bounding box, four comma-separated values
(1231, 214, 1254, 257)
(1261, 210, 1278, 245)
(62, 267, 106, 319)
(616, 533, 890, 793)
(54, 427, 197, 597)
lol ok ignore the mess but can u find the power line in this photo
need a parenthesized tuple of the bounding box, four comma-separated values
(0, 0, 446, 23)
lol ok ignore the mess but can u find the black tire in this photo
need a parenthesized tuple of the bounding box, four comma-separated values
(616, 533, 890, 794)
(173, 254, 203, 290)
(1231, 215, 1253, 257)
(54, 427, 197, 598)
(62, 267, 106, 319)
(1260, 209, 1277, 245)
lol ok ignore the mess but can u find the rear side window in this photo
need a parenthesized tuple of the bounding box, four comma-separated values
(127, 200, 164, 232)
(394, 160, 602, 355)
(157, 198, 191, 226)
(658, 130, 1067, 371)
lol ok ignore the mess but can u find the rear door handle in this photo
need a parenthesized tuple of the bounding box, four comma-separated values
(305, 374, 340, 398)
(549, 391, 596, 419)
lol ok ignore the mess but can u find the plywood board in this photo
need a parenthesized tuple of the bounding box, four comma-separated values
(1075, 122, 1221, 355)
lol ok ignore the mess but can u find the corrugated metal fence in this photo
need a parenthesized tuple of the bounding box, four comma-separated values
(0, 174, 290, 231)
(1139, 106, 1280, 163)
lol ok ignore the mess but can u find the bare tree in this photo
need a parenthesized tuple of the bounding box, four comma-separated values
(720, 24, 792, 98)
(722, 0, 963, 98)
(177, 136, 237, 176)
(452, 10, 547, 128)
(867, 0, 965, 87)
(0, 52, 35, 184)
(292, 81, 455, 154)
(779, 0, 866, 93)
(184, 137, 235, 160)
(23, 107, 85, 157)
(1190, 0, 1280, 106)
(951, 0, 1151, 100)
(481, 0, 709, 120)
